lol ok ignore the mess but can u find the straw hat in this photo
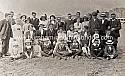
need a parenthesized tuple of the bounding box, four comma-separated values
(106, 40, 114, 45)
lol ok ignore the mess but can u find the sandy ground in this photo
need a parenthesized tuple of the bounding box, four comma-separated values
(0, 24, 125, 76)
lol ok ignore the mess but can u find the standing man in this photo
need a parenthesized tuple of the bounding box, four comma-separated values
(30, 12, 39, 30)
(88, 12, 101, 35)
(74, 12, 83, 23)
(10, 11, 16, 25)
(109, 13, 121, 50)
(56, 17, 65, 31)
(0, 13, 13, 57)
(100, 13, 109, 36)
(65, 13, 74, 31)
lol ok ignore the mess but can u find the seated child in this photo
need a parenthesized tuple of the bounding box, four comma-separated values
(24, 39, 33, 59)
(70, 38, 82, 58)
(82, 44, 91, 58)
(40, 37, 53, 57)
(103, 30, 116, 59)
(33, 38, 42, 58)
(53, 38, 72, 60)
(91, 38, 102, 58)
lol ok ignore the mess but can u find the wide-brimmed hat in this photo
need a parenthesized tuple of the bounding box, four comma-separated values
(111, 13, 116, 15)
(100, 13, 106, 17)
(106, 40, 114, 45)
(92, 12, 98, 16)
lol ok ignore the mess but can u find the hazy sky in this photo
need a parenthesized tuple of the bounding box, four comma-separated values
(0, 0, 124, 17)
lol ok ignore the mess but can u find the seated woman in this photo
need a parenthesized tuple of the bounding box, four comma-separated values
(53, 38, 72, 60)
(70, 38, 82, 58)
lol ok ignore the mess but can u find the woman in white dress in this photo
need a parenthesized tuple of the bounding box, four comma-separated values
(10, 19, 23, 59)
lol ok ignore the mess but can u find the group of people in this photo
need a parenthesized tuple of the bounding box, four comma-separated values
(0, 10, 121, 61)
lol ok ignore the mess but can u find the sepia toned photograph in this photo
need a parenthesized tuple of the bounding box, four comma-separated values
(0, 0, 125, 76)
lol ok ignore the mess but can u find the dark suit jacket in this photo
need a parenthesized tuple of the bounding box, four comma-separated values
(30, 18, 39, 30)
(88, 18, 101, 35)
(73, 18, 83, 23)
(109, 19, 121, 38)
(0, 19, 13, 39)
(45, 29, 57, 43)
(100, 19, 110, 35)
(35, 29, 46, 37)
(46, 29, 57, 37)
(57, 21, 65, 31)
(65, 19, 74, 31)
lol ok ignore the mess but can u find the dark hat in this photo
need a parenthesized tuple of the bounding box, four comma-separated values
(5, 13, 11, 18)
(92, 12, 98, 16)
(100, 13, 106, 17)
(32, 12, 36, 15)
(111, 13, 116, 15)
(94, 29, 100, 31)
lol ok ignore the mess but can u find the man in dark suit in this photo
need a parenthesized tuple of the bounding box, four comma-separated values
(10, 11, 16, 25)
(56, 17, 65, 31)
(0, 13, 13, 57)
(100, 13, 110, 36)
(109, 13, 121, 50)
(74, 12, 83, 23)
(88, 12, 101, 35)
(30, 12, 39, 30)
(65, 13, 74, 31)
